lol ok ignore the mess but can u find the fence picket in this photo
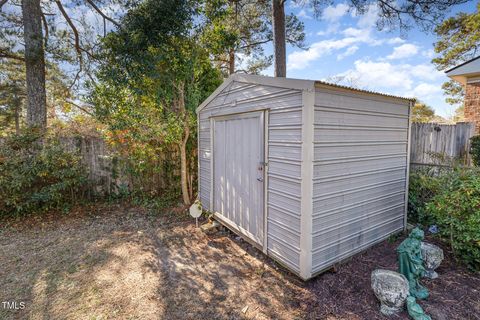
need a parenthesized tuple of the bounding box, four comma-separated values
(410, 122, 475, 166)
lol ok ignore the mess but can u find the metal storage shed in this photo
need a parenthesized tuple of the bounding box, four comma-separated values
(197, 74, 413, 280)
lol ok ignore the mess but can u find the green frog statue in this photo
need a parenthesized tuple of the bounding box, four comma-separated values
(397, 227, 429, 300)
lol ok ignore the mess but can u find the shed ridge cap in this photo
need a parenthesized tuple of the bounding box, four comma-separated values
(314, 80, 414, 102)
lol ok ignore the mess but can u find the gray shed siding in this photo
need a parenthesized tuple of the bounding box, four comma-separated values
(198, 80, 303, 273)
(311, 86, 410, 274)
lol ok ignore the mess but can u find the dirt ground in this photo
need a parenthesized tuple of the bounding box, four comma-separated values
(0, 204, 479, 320)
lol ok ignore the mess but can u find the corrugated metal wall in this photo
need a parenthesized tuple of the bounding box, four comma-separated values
(198, 80, 303, 273)
(311, 86, 410, 275)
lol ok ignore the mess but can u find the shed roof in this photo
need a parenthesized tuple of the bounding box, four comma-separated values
(446, 55, 480, 85)
(196, 74, 414, 113)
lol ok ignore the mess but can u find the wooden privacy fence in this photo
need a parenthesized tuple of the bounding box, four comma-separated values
(60, 137, 180, 195)
(0, 134, 188, 196)
(410, 122, 475, 167)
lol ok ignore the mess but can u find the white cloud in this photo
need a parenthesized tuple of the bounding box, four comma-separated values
(317, 23, 341, 36)
(288, 39, 350, 70)
(355, 4, 379, 29)
(386, 43, 419, 60)
(333, 59, 443, 99)
(342, 60, 414, 90)
(409, 64, 443, 81)
(289, 26, 383, 69)
(387, 37, 405, 45)
(288, 35, 374, 69)
(322, 3, 349, 22)
(408, 83, 442, 98)
(422, 49, 435, 58)
(337, 45, 359, 60)
(342, 27, 364, 37)
(297, 9, 312, 20)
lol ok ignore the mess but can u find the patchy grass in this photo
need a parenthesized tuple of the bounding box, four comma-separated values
(0, 204, 479, 320)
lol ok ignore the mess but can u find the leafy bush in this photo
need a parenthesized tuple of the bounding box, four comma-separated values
(0, 131, 89, 216)
(409, 167, 480, 270)
(426, 169, 480, 270)
(470, 135, 480, 166)
(408, 167, 446, 225)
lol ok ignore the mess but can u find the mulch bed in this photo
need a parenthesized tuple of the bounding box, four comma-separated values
(301, 237, 479, 320)
(225, 227, 480, 320)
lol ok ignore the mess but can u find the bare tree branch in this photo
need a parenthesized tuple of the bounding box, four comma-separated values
(239, 39, 271, 49)
(55, 1, 82, 65)
(85, 0, 119, 27)
(68, 68, 81, 90)
(65, 99, 95, 116)
(0, 48, 25, 61)
(77, 45, 98, 60)
(55, 0, 85, 90)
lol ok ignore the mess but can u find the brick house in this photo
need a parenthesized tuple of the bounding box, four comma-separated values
(446, 56, 480, 134)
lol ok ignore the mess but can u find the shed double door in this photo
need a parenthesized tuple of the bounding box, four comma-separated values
(213, 111, 265, 246)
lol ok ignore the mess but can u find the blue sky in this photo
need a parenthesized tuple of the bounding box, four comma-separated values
(261, 1, 477, 118)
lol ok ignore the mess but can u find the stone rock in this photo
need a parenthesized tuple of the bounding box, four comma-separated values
(421, 242, 444, 279)
(371, 269, 410, 316)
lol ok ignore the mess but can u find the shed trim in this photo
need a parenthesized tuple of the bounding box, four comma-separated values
(404, 101, 413, 231)
(209, 117, 214, 211)
(263, 109, 270, 254)
(299, 89, 314, 280)
(196, 74, 315, 114)
(207, 107, 268, 118)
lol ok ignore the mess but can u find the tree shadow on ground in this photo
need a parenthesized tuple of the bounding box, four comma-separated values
(1, 206, 478, 320)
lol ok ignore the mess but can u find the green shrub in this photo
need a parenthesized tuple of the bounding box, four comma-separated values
(425, 168, 480, 270)
(0, 131, 89, 216)
(470, 135, 480, 166)
(410, 167, 480, 270)
(408, 167, 446, 225)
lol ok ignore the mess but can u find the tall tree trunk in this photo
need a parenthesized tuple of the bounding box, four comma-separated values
(180, 124, 191, 205)
(272, 0, 286, 77)
(22, 0, 47, 128)
(228, 48, 235, 75)
(177, 82, 191, 205)
(228, 0, 237, 76)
